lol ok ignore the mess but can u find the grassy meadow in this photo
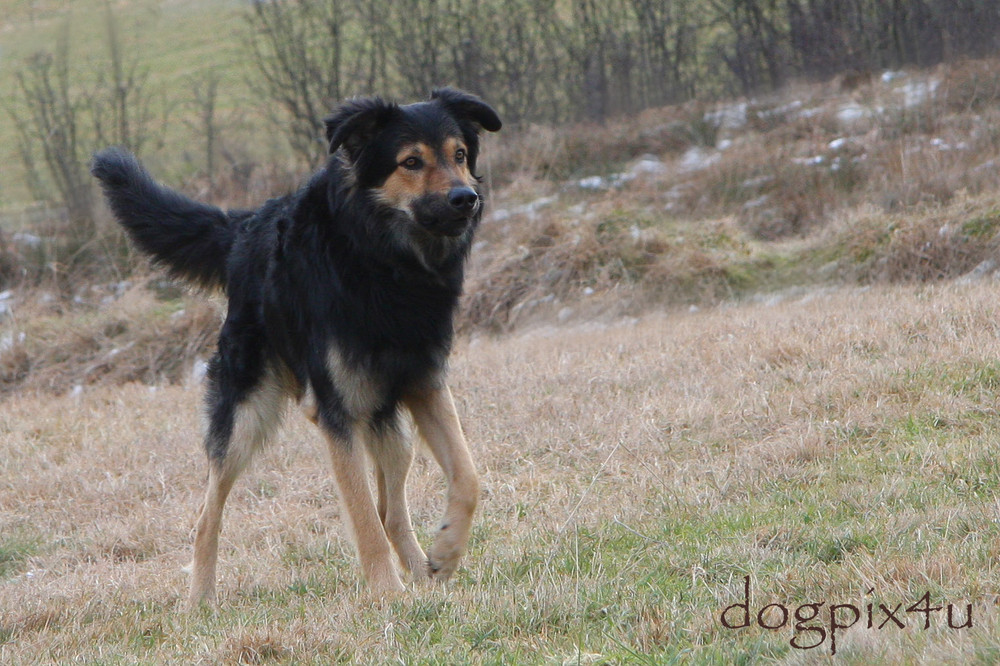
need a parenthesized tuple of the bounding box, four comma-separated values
(3, 283, 1000, 663)
(0, 0, 255, 206)
(6, 2, 1000, 664)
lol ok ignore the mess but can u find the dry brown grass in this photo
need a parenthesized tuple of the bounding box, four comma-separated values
(0, 283, 219, 396)
(482, 58, 1000, 241)
(3, 282, 1000, 662)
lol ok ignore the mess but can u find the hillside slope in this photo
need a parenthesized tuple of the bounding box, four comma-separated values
(3, 60, 1000, 394)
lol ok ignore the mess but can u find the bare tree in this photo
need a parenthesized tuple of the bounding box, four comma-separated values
(185, 72, 222, 195)
(6, 7, 158, 260)
(92, 7, 155, 155)
(245, 0, 377, 166)
(10, 38, 94, 233)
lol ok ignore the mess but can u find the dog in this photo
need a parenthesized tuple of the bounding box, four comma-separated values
(91, 88, 501, 608)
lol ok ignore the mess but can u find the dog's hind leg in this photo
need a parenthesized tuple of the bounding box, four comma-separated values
(187, 362, 288, 610)
(368, 416, 429, 580)
(187, 460, 239, 610)
(404, 384, 479, 581)
(321, 421, 405, 594)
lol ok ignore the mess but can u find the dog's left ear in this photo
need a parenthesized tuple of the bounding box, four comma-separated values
(431, 88, 502, 133)
(325, 96, 398, 159)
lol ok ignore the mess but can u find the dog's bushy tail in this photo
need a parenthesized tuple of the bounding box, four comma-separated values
(91, 147, 236, 290)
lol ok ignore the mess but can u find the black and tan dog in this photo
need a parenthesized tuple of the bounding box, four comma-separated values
(91, 88, 501, 608)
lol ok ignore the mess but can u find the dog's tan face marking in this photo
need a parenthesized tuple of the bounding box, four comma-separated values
(375, 138, 475, 214)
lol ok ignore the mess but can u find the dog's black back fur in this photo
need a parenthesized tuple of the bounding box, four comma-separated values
(92, 88, 501, 448)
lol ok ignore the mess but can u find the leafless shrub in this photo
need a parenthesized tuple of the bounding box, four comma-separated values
(244, 0, 378, 166)
(6, 8, 159, 280)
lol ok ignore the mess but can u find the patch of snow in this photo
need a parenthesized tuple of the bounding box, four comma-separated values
(12, 232, 42, 248)
(0, 331, 25, 353)
(577, 175, 607, 190)
(741, 175, 773, 190)
(630, 157, 666, 177)
(705, 102, 748, 130)
(189, 357, 209, 387)
(493, 194, 560, 219)
(742, 195, 770, 210)
(836, 104, 870, 126)
(758, 100, 803, 121)
(960, 259, 999, 284)
(828, 137, 848, 151)
(679, 146, 721, 172)
(930, 137, 968, 151)
(973, 159, 998, 173)
(899, 79, 939, 108)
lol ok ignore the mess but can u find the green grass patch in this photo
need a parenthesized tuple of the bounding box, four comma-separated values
(0, 530, 42, 579)
(960, 211, 1000, 239)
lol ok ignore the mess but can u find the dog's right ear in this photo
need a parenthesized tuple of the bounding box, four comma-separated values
(325, 97, 398, 159)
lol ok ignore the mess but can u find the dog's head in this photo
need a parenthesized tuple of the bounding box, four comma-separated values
(324, 88, 502, 238)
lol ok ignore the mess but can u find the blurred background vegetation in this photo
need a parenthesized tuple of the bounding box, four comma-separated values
(3, 1, 998, 242)
(4, 1, 1000, 395)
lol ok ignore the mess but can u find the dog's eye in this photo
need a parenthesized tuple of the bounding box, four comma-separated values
(455, 149, 466, 164)
(401, 156, 423, 171)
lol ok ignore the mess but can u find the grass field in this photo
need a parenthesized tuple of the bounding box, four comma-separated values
(0, 0, 253, 206)
(5, 4, 1000, 662)
(3, 281, 1000, 663)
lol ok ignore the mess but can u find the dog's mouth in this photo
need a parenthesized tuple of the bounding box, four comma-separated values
(410, 192, 480, 237)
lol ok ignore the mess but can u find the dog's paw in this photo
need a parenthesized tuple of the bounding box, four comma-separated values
(368, 575, 406, 597)
(185, 588, 219, 613)
(427, 542, 462, 582)
(407, 557, 432, 582)
(365, 560, 406, 595)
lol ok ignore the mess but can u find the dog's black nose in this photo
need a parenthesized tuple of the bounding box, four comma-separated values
(448, 187, 479, 213)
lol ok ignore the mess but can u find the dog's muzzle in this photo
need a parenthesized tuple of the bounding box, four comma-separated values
(413, 188, 480, 237)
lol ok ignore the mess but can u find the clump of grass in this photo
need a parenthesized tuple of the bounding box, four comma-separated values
(0, 532, 42, 580)
(221, 631, 287, 665)
(938, 58, 1000, 112)
(823, 195, 1000, 284)
(462, 200, 759, 331)
(0, 281, 218, 395)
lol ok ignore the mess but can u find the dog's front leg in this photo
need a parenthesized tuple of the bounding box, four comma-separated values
(404, 384, 480, 581)
(322, 423, 405, 594)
